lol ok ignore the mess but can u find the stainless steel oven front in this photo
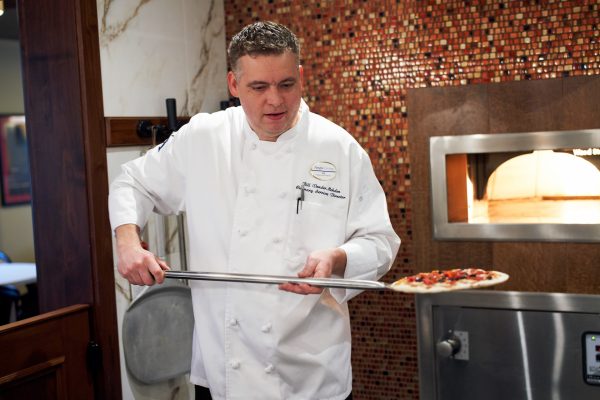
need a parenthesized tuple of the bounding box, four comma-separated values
(417, 291, 600, 400)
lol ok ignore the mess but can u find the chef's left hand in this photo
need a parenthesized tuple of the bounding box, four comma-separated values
(279, 248, 347, 295)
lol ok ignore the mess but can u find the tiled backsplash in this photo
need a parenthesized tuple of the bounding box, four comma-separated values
(224, 1, 600, 398)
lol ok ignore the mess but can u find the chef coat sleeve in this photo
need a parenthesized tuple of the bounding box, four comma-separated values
(330, 147, 400, 303)
(109, 124, 190, 232)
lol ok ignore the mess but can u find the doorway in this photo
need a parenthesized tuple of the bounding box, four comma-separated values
(0, 0, 121, 398)
(0, 3, 37, 325)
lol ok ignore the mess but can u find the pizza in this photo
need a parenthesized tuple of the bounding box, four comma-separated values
(391, 268, 509, 293)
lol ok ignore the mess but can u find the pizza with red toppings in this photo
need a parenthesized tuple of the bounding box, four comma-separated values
(391, 268, 509, 293)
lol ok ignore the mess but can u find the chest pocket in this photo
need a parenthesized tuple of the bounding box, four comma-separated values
(283, 199, 347, 272)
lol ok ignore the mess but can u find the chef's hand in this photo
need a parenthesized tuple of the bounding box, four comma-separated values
(279, 248, 347, 295)
(115, 224, 170, 286)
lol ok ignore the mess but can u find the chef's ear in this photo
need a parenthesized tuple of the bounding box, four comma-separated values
(227, 70, 239, 97)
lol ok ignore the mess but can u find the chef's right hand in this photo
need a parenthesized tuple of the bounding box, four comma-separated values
(115, 224, 170, 286)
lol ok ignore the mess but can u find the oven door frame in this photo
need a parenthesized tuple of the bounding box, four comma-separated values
(430, 129, 600, 242)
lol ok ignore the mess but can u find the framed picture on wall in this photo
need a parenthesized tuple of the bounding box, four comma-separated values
(0, 115, 31, 206)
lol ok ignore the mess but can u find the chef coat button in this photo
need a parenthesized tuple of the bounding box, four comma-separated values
(261, 323, 272, 333)
(279, 192, 287, 199)
(264, 364, 274, 374)
(251, 143, 257, 150)
(272, 237, 281, 244)
(239, 230, 248, 237)
(229, 318, 239, 327)
(230, 360, 240, 370)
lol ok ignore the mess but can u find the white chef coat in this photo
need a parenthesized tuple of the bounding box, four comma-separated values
(109, 100, 400, 400)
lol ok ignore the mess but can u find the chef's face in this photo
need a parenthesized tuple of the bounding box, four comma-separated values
(228, 51, 304, 142)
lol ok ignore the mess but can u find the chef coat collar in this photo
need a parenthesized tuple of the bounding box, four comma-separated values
(243, 99, 309, 145)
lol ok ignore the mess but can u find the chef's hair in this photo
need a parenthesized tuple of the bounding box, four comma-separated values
(228, 21, 300, 73)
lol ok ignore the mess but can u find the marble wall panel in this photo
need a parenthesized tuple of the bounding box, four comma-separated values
(98, 0, 228, 117)
(107, 147, 194, 400)
(99, 0, 228, 398)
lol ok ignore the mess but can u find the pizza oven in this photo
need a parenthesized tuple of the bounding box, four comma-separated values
(416, 290, 600, 400)
(429, 129, 600, 242)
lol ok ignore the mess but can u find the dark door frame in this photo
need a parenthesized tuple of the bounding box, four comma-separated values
(17, 0, 121, 398)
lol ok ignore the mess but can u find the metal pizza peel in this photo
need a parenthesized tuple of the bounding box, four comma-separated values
(122, 278, 194, 384)
(164, 270, 509, 293)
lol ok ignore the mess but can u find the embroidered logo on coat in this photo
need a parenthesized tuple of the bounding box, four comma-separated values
(157, 135, 171, 151)
(296, 181, 347, 200)
(310, 162, 336, 181)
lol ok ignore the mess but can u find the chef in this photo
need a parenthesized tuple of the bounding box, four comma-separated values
(109, 21, 400, 400)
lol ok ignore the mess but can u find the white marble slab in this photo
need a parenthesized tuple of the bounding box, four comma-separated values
(98, 0, 228, 117)
(100, 1, 227, 396)
(108, 147, 194, 400)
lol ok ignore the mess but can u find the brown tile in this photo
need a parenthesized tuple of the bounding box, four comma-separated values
(408, 85, 489, 137)
(565, 243, 600, 293)
(488, 79, 564, 133)
(561, 75, 600, 130)
(492, 243, 569, 292)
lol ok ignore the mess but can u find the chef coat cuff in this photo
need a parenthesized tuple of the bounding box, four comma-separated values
(109, 215, 143, 235)
(109, 188, 153, 234)
(329, 242, 379, 304)
(108, 207, 148, 235)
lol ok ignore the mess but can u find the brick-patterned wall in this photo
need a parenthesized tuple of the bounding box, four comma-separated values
(223, 2, 600, 399)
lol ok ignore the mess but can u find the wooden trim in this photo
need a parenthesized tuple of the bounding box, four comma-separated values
(0, 356, 65, 386)
(106, 117, 191, 147)
(0, 304, 89, 334)
(0, 304, 93, 398)
(17, 0, 122, 398)
(75, 1, 123, 398)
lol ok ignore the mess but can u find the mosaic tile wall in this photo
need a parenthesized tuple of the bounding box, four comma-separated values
(223, 1, 600, 398)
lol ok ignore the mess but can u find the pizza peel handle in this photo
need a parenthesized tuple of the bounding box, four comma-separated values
(164, 270, 395, 291)
(164, 270, 509, 293)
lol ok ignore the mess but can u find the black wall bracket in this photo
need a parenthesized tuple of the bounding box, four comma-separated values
(137, 98, 184, 144)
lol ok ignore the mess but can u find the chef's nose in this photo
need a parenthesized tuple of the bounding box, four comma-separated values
(265, 86, 284, 107)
